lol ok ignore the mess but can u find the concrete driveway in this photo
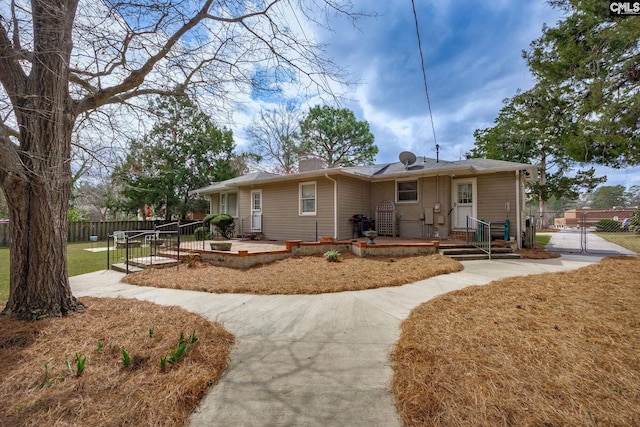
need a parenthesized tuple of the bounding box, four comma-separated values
(70, 254, 604, 426)
(542, 229, 637, 256)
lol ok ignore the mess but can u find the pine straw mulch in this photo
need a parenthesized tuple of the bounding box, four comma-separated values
(122, 253, 463, 294)
(516, 244, 561, 259)
(391, 255, 640, 427)
(0, 297, 234, 427)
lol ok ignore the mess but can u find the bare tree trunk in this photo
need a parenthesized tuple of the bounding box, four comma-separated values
(2, 96, 85, 319)
(1, 0, 84, 320)
(2, 171, 84, 319)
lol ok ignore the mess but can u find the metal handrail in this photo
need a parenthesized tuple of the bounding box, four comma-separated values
(466, 216, 492, 259)
(107, 220, 205, 272)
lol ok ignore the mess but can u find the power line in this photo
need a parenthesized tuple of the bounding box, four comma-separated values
(410, 0, 438, 152)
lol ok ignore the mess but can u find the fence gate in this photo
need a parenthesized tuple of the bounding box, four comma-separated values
(536, 210, 636, 255)
(581, 209, 635, 255)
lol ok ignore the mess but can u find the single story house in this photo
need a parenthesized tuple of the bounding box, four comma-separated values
(191, 154, 537, 248)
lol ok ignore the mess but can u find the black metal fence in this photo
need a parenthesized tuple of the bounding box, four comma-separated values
(107, 221, 206, 273)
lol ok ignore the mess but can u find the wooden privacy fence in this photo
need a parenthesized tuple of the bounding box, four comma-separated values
(0, 220, 202, 247)
(0, 223, 8, 247)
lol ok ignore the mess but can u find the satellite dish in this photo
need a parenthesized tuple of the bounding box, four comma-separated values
(399, 151, 417, 168)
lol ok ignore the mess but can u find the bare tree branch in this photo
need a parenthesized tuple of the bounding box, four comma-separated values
(0, 16, 27, 107)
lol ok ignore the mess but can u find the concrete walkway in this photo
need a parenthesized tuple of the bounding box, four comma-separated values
(70, 254, 605, 427)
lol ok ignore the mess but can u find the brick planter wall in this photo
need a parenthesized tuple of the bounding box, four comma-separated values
(194, 239, 441, 269)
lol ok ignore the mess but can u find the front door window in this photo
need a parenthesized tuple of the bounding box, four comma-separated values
(251, 190, 262, 231)
(452, 178, 477, 229)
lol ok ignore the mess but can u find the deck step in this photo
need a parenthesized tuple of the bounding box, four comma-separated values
(112, 256, 182, 271)
(440, 244, 520, 261)
(156, 250, 200, 262)
(440, 247, 514, 256)
(110, 263, 145, 274)
(442, 252, 521, 261)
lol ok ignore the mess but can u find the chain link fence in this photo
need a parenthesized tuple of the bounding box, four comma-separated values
(531, 209, 637, 255)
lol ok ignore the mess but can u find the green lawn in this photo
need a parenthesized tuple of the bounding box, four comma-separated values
(536, 234, 552, 246)
(0, 241, 109, 302)
(594, 232, 640, 254)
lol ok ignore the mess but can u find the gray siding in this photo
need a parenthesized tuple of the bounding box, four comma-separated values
(209, 194, 220, 214)
(222, 171, 520, 241)
(369, 177, 451, 238)
(336, 176, 371, 239)
(237, 177, 335, 241)
(476, 172, 518, 239)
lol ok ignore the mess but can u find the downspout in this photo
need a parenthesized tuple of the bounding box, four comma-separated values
(516, 170, 521, 249)
(325, 173, 338, 239)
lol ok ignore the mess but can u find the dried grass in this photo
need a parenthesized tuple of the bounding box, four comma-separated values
(516, 244, 561, 259)
(123, 253, 463, 294)
(392, 256, 640, 427)
(0, 297, 234, 427)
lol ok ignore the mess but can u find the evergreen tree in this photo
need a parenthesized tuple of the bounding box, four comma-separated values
(113, 96, 237, 220)
(524, 0, 640, 167)
(297, 106, 378, 167)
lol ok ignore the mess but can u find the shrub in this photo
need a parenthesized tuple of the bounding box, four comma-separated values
(202, 213, 234, 237)
(210, 214, 233, 229)
(595, 219, 621, 232)
(323, 250, 340, 262)
(631, 208, 640, 235)
(210, 214, 234, 236)
(193, 226, 209, 240)
(203, 213, 220, 225)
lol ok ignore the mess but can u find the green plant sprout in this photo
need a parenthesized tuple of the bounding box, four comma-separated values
(121, 348, 131, 367)
(75, 353, 87, 377)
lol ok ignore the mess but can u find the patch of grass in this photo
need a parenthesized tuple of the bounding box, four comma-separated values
(0, 248, 8, 301)
(0, 297, 234, 426)
(535, 233, 552, 245)
(0, 241, 109, 302)
(594, 232, 640, 253)
(392, 256, 640, 427)
(66, 241, 110, 277)
(123, 253, 463, 295)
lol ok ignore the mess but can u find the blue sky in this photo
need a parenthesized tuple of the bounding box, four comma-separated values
(240, 0, 639, 190)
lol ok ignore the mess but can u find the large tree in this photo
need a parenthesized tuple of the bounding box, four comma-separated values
(246, 103, 301, 174)
(590, 185, 628, 209)
(470, 84, 605, 218)
(114, 96, 238, 220)
(0, 0, 362, 320)
(628, 185, 640, 207)
(297, 105, 377, 167)
(524, 0, 640, 167)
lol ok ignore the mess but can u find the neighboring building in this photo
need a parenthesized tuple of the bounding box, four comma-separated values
(191, 154, 537, 247)
(555, 207, 637, 228)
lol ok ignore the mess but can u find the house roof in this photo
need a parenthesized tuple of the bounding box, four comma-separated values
(191, 156, 537, 195)
(190, 171, 280, 194)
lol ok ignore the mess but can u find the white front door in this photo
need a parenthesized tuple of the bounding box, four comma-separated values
(251, 190, 262, 232)
(452, 178, 477, 229)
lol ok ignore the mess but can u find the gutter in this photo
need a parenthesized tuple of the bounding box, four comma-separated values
(516, 170, 521, 249)
(325, 173, 338, 239)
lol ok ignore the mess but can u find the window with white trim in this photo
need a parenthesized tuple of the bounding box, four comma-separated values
(219, 193, 228, 213)
(299, 181, 316, 215)
(396, 180, 418, 203)
(219, 193, 238, 216)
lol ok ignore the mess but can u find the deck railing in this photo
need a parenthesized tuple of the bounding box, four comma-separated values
(107, 220, 204, 273)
